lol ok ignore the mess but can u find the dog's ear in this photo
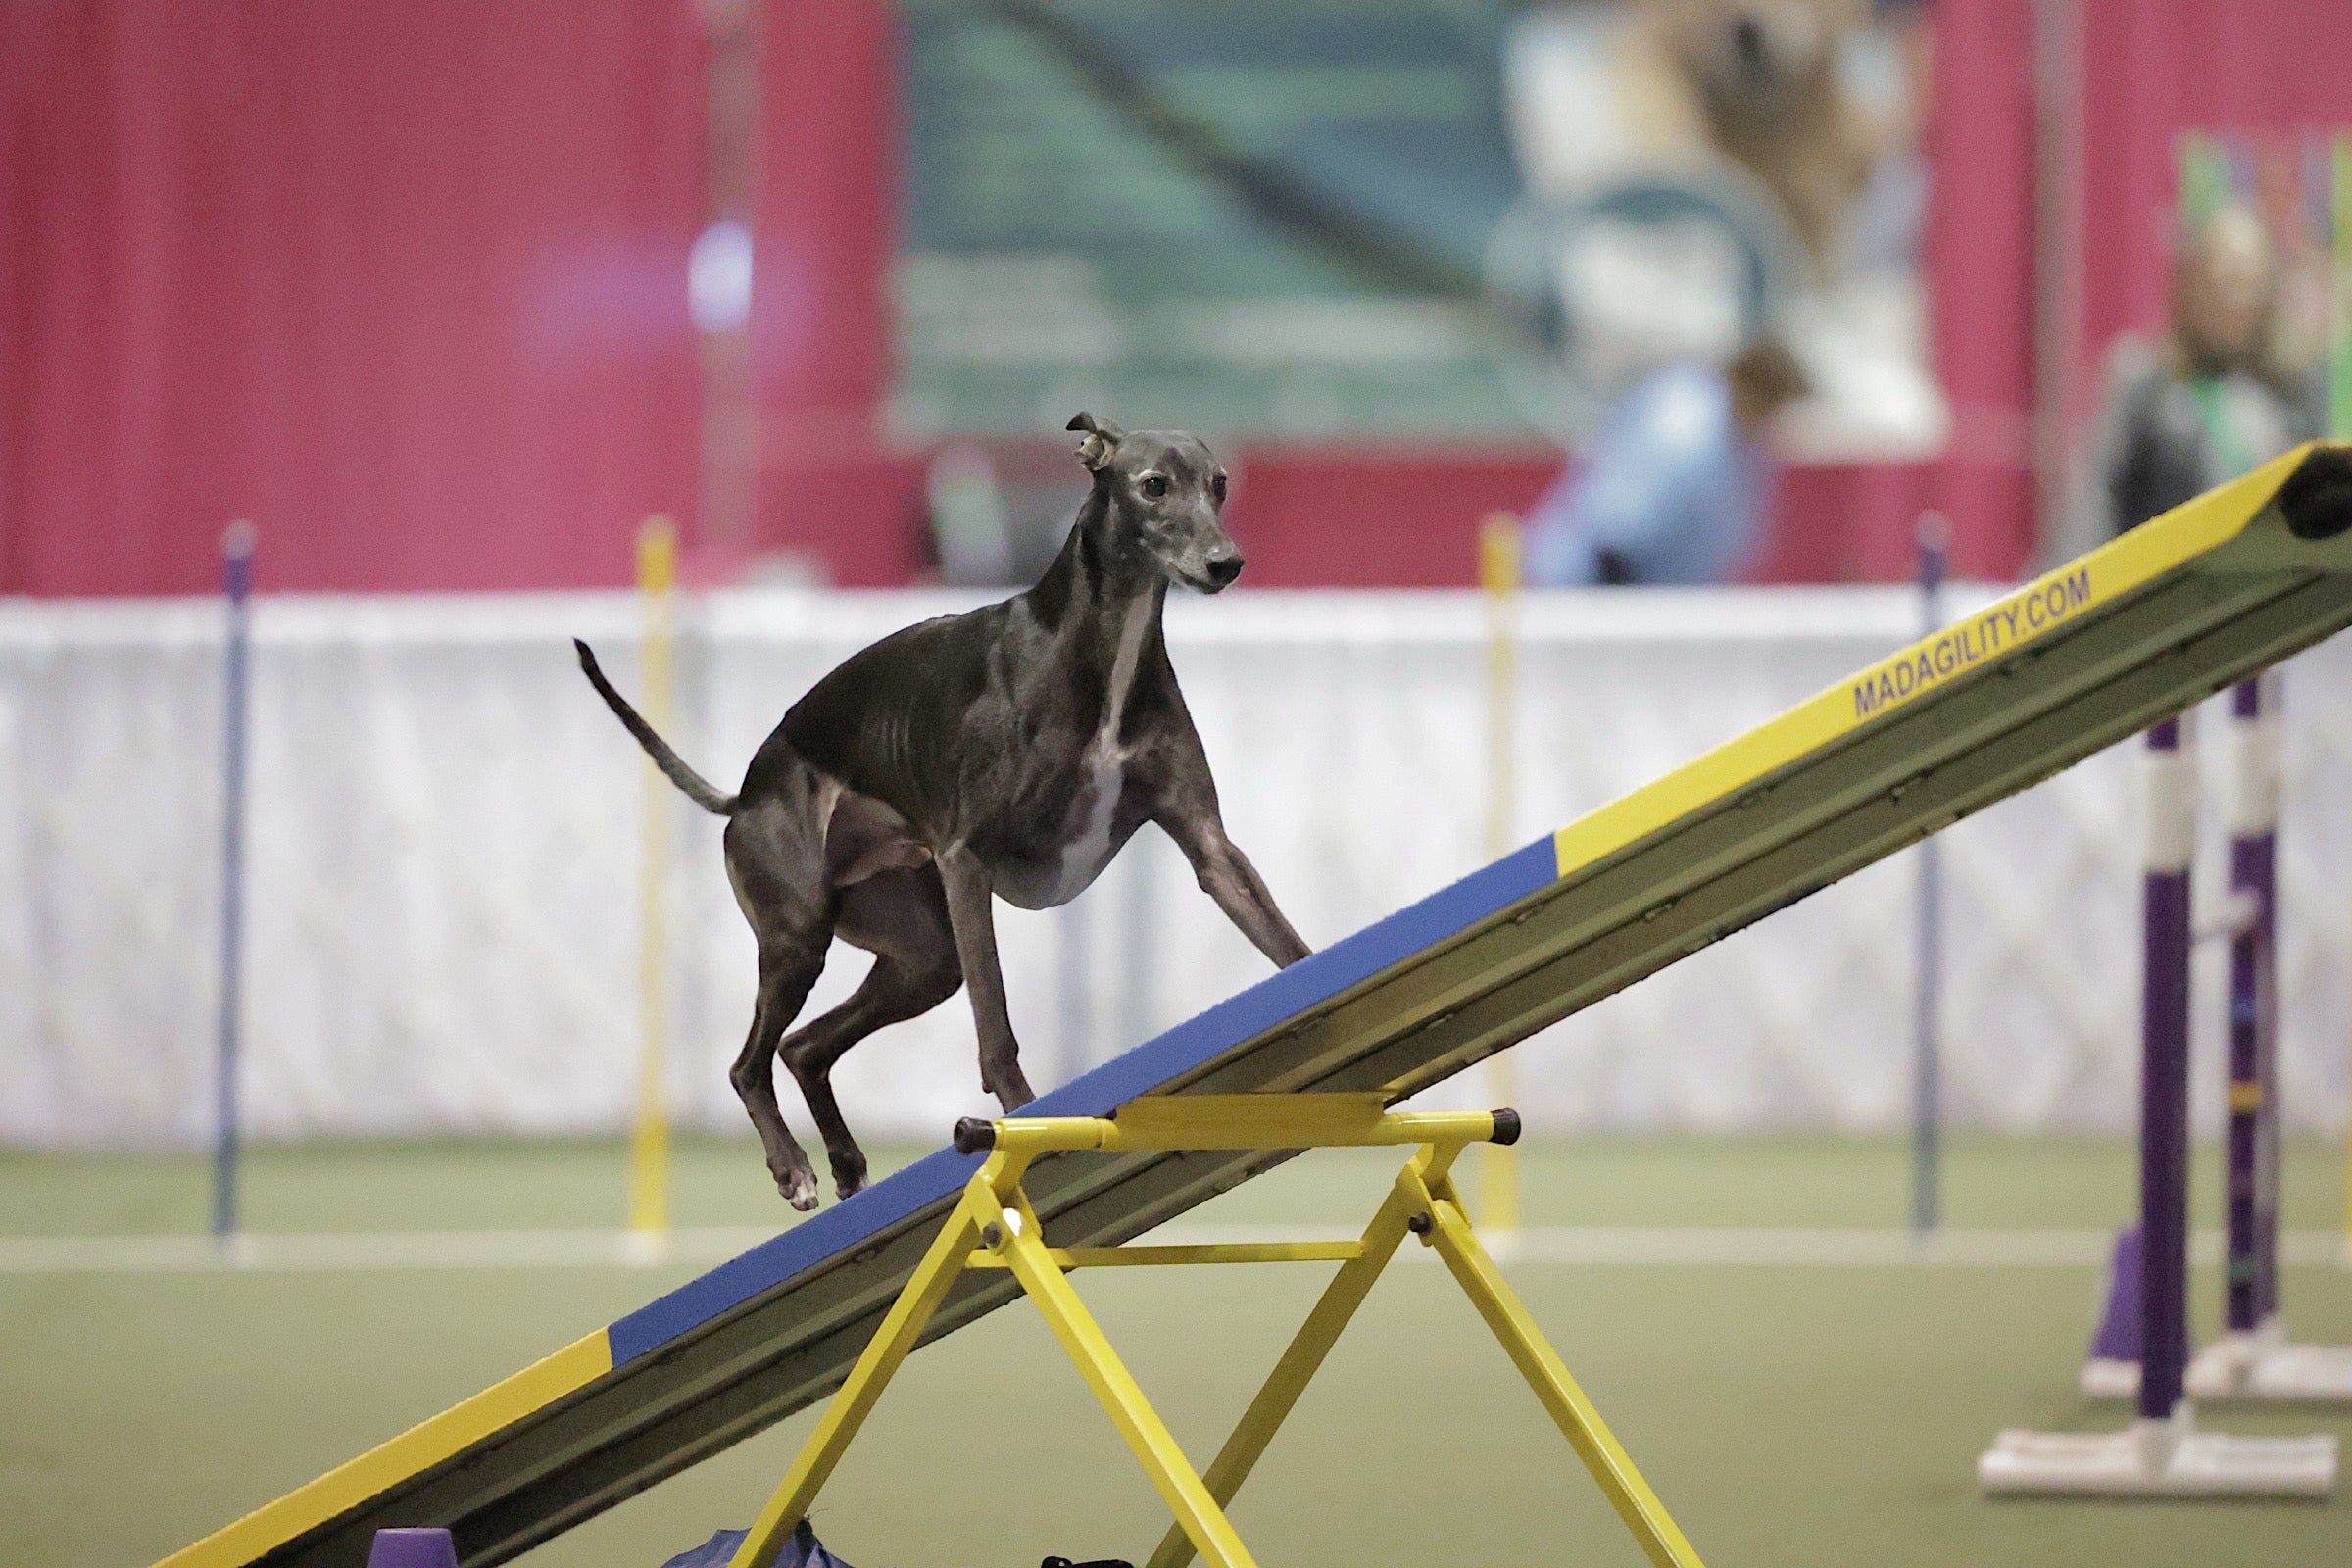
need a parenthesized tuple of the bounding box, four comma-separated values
(1067, 412, 1122, 472)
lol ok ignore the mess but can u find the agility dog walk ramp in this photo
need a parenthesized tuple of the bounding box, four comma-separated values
(160, 445, 2352, 1568)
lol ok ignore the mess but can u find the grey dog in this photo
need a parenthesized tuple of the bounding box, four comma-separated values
(578, 414, 1311, 1209)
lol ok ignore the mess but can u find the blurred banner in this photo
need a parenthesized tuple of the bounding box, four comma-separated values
(895, 0, 1524, 439)
(772, 0, 2023, 588)
(891, 0, 1941, 455)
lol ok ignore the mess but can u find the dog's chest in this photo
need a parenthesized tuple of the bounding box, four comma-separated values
(997, 596, 1152, 909)
(1061, 729, 1132, 866)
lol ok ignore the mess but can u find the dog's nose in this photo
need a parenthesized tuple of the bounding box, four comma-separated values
(1732, 13, 1767, 67)
(1203, 553, 1243, 589)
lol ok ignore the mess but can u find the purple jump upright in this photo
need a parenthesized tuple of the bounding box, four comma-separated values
(1984, 709, 2334, 1494)
(213, 520, 256, 1241)
(2071, 674, 2352, 1417)
(1910, 512, 1949, 1237)
(2136, 715, 2196, 1425)
(2182, 669, 2352, 1400)
(2075, 713, 2198, 1408)
(2225, 672, 2280, 1340)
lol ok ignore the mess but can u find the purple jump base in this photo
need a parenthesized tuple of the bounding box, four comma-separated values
(367, 1529, 457, 1568)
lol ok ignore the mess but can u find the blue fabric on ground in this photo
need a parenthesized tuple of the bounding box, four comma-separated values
(660, 1521, 851, 1568)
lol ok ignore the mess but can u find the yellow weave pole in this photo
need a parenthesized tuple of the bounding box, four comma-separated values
(630, 515, 678, 1238)
(1478, 513, 1522, 1231)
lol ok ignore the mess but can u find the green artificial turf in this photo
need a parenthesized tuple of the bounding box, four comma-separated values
(3, 1136, 2349, 1568)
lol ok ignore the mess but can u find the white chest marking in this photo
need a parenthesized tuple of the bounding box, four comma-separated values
(1045, 594, 1152, 905)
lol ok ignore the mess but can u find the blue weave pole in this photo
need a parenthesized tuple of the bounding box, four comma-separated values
(213, 521, 256, 1241)
(1910, 512, 1949, 1237)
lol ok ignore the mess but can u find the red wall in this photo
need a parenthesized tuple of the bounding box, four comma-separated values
(1222, 452, 1945, 588)
(1221, 445, 1555, 587)
(1917, 0, 2037, 580)
(752, 0, 918, 587)
(0, 1, 702, 596)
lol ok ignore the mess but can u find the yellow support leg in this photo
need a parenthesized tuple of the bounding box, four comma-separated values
(1142, 1149, 1444, 1568)
(1408, 1167, 1705, 1568)
(998, 1209, 1259, 1568)
(732, 1101, 1701, 1568)
(727, 1181, 995, 1568)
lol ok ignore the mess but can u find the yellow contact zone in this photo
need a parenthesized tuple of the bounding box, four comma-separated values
(152, 1331, 613, 1568)
(1550, 444, 2313, 881)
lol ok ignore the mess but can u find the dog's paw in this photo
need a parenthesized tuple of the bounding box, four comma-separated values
(775, 1165, 820, 1212)
(833, 1165, 868, 1202)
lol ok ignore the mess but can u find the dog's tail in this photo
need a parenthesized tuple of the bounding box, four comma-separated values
(573, 638, 738, 814)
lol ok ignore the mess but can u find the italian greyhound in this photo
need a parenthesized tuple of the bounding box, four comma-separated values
(578, 414, 1311, 1209)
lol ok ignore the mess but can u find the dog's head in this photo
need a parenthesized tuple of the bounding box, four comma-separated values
(1067, 413, 1242, 592)
(1650, 0, 1864, 120)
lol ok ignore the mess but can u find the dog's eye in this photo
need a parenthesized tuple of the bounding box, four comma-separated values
(1211, 473, 1227, 503)
(1141, 475, 1167, 499)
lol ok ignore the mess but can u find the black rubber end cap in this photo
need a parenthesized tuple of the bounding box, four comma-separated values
(953, 1117, 997, 1155)
(2277, 447, 2352, 541)
(1490, 1107, 1523, 1147)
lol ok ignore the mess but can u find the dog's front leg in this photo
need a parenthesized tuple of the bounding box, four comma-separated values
(937, 844, 1036, 1109)
(1158, 809, 1311, 968)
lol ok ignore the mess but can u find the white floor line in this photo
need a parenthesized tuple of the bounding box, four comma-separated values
(0, 1226, 781, 1275)
(2, 1224, 2347, 1277)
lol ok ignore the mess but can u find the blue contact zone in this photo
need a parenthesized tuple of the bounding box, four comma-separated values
(606, 836, 1558, 1364)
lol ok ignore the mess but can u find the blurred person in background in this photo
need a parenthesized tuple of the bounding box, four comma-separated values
(2084, 201, 2325, 542)
(1524, 335, 1810, 584)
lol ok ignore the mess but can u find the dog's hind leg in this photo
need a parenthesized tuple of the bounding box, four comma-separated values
(781, 867, 962, 1200)
(937, 845, 1036, 1109)
(722, 786, 836, 1209)
(732, 946, 827, 1210)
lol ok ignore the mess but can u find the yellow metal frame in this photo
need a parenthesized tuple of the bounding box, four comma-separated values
(726, 1094, 1701, 1568)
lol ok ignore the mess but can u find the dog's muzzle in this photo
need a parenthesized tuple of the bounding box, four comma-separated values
(1200, 552, 1243, 591)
